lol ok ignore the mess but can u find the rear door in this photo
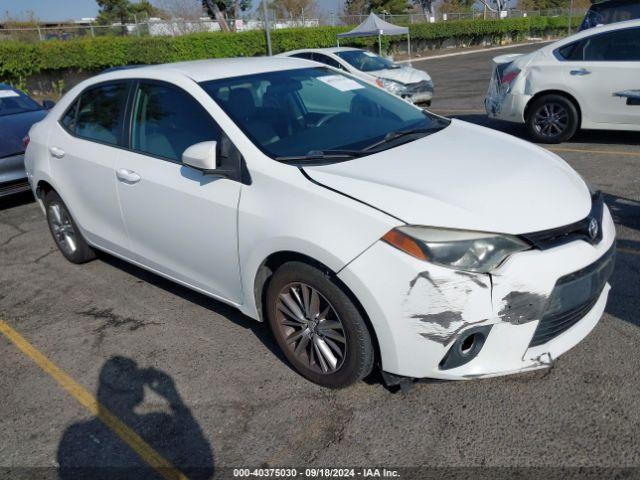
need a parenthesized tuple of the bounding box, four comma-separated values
(115, 80, 242, 302)
(558, 26, 640, 126)
(48, 81, 131, 253)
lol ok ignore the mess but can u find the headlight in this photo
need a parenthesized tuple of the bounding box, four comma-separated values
(382, 226, 530, 273)
(376, 78, 407, 95)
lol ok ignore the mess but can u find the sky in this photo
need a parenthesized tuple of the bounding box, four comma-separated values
(0, 0, 345, 22)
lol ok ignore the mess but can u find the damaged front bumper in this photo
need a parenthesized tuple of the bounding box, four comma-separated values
(337, 206, 616, 380)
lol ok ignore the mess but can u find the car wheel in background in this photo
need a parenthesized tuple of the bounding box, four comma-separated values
(266, 261, 374, 388)
(526, 94, 579, 144)
(44, 190, 96, 264)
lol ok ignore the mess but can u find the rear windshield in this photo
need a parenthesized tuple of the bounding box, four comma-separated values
(335, 50, 400, 72)
(0, 88, 42, 117)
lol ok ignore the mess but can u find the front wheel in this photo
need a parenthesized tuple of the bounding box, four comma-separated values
(526, 94, 579, 144)
(44, 190, 96, 264)
(266, 262, 374, 388)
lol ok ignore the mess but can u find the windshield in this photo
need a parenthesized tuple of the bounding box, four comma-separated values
(0, 88, 42, 117)
(335, 50, 399, 72)
(200, 67, 448, 161)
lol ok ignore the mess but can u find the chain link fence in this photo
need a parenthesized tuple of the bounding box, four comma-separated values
(0, 8, 587, 43)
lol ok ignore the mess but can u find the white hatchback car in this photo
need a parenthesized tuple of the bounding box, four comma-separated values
(485, 19, 640, 143)
(25, 58, 615, 388)
(281, 47, 434, 105)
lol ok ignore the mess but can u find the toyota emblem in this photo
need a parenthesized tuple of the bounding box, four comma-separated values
(588, 218, 598, 240)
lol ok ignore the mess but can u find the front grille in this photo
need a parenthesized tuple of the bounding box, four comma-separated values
(529, 244, 615, 348)
(520, 192, 604, 250)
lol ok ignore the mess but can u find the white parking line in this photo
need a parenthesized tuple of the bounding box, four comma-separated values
(397, 40, 553, 64)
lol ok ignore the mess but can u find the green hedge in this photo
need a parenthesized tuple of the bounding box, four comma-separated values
(0, 17, 581, 84)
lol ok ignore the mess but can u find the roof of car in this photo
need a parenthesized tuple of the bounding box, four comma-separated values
(91, 56, 322, 84)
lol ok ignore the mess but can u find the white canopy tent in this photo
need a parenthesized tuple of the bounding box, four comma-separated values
(337, 12, 410, 59)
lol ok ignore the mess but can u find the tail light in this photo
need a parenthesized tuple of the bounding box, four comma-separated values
(23, 135, 30, 149)
(500, 68, 520, 86)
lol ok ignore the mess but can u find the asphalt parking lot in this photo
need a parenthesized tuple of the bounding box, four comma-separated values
(1, 44, 639, 478)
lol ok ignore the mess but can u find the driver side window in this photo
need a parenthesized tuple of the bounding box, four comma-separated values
(131, 82, 221, 162)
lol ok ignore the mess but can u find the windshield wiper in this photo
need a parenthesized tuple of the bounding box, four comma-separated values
(275, 149, 363, 164)
(362, 127, 437, 152)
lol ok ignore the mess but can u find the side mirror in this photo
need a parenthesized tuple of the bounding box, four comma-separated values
(42, 99, 56, 110)
(182, 141, 217, 173)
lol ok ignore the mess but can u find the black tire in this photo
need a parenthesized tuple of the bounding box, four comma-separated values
(266, 261, 374, 388)
(43, 190, 96, 264)
(526, 94, 579, 144)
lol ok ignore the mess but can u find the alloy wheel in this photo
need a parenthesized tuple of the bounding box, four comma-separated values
(533, 102, 569, 138)
(48, 203, 77, 256)
(275, 282, 347, 374)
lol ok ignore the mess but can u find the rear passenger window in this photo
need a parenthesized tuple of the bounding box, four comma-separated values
(583, 27, 640, 61)
(75, 82, 128, 146)
(558, 27, 640, 61)
(131, 82, 221, 162)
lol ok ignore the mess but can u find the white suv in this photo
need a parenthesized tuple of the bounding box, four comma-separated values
(25, 57, 615, 388)
(486, 19, 640, 143)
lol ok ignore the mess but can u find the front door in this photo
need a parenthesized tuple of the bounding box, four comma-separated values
(115, 80, 242, 302)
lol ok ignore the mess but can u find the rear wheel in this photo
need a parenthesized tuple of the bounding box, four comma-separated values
(44, 190, 96, 264)
(526, 94, 579, 144)
(266, 261, 374, 388)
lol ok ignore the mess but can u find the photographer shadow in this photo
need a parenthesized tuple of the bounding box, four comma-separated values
(57, 356, 213, 480)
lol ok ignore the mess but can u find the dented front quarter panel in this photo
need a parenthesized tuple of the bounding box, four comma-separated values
(338, 240, 493, 378)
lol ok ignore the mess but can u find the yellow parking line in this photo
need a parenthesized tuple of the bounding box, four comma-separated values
(547, 147, 640, 158)
(0, 319, 188, 480)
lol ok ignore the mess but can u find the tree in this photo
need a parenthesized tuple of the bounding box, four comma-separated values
(96, 0, 133, 24)
(201, 0, 252, 21)
(343, 0, 368, 15)
(439, 0, 474, 13)
(413, 0, 435, 17)
(477, 0, 507, 13)
(368, 0, 410, 14)
(131, 0, 159, 17)
(155, 0, 207, 34)
(95, 0, 159, 24)
(269, 0, 317, 18)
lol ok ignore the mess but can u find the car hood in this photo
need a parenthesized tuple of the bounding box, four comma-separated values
(303, 120, 591, 234)
(0, 109, 47, 158)
(368, 66, 431, 85)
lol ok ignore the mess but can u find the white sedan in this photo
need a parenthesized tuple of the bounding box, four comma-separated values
(281, 47, 434, 105)
(486, 19, 640, 143)
(25, 57, 614, 388)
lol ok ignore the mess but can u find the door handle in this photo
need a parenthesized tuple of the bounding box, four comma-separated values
(116, 168, 141, 184)
(49, 147, 65, 158)
(570, 68, 591, 76)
